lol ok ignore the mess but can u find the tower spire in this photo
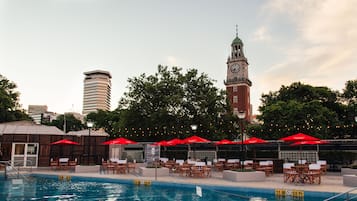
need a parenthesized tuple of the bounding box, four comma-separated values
(236, 24, 238, 37)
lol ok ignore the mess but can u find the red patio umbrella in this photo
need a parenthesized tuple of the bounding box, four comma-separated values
(183, 135, 211, 144)
(215, 139, 236, 145)
(279, 132, 320, 142)
(214, 139, 236, 154)
(51, 139, 79, 145)
(102, 137, 137, 145)
(152, 140, 173, 146)
(102, 137, 137, 160)
(166, 138, 185, 146)
(290, 140, 329, 146)
(243, 137, 268, 145)
(290, 140, 329, 154)
(182, 135, 211, 160)
(50, 139, 79, 160)
(280, 133, 320, 162)
(242, 137, 269, 158)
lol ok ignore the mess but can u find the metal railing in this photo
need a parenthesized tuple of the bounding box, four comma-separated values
(0, 160, 32, 180)
(324, 187, 357, 201)
(279, 151, 318, 163)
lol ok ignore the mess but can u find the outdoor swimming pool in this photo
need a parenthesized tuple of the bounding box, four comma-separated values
(0, 174, 343, 201)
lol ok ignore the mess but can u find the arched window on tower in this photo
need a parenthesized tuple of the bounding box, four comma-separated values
(233, 108, 238, 116)
(233, 96, 238, 103)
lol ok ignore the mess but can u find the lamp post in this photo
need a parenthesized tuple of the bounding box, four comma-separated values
(190, 124, 197, 160)
(355, 116, 357, 138)
(87, 121, 93, 165)
(237, 111, 246, 171)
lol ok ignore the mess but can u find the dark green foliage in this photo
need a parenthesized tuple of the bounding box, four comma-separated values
(257, 81, 356, 139)
(46, 113, 85, 132)
(0, 74, 30, 122)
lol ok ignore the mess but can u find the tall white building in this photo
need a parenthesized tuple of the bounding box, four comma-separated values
(82, 70, 112, 115)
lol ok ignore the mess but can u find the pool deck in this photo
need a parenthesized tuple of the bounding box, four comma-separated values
(29, 166, 353, 195)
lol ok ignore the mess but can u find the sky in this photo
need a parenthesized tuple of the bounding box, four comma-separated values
(1, 0, 356, 115)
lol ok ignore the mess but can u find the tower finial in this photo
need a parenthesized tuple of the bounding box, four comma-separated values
(236, 24, 238, 37)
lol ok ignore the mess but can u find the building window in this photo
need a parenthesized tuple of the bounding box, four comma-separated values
(233, 108, 238, 115)
(233, 86, 237, 92)
(233, 96, 238, 103)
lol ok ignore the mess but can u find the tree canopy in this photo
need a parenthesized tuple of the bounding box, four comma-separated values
(255, 81, 356, 139)
(87, 65, 238, 141)
(46, 113, 85, 133)
(0, 74, 29, 122)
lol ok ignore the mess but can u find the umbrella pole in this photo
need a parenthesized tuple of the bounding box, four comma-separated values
(298, 145, 302, 164)
(188, 144, 191, 160)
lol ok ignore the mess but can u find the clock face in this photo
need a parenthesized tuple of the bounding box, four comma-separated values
(230, 64, 240, 73)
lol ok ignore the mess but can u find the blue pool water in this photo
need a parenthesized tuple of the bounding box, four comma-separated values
(0, 174, 343, 201)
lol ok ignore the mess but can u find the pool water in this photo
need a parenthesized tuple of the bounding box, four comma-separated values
(0, 174, 342, 201)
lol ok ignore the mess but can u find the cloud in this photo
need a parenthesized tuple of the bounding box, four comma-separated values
(253, 26, 271, 42)
(260, 0, 357, 92)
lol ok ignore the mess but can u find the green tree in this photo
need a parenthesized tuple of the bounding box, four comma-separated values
(86, 110, 121, 136)
(342, 80, 357, 105)
(340, 80, 357, 138)
(116, 65, 232, 141)
(258, 82, 343, 139)
(48, 113, 84, 133)
(0, 74, 29, 122)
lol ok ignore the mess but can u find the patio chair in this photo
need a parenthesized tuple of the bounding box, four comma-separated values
(106, 161, 116, 174)
(116, 159, 127, 174)
(298, 159, 307, 165)
(127, 161, 136, 173)
(101, 160, 109, 173)
(213, 160, 224, 171)
(50, 158, 59, 170)
(283, 163, 297, 183)
(226, 159, 239, 170)
(255, 161, 273, 176)
(303, 164, 321, 184)
(191, 166, 204, 178)
(160, 157, 169, 165)
(59, 158, 69, 170)
(203, 166, 211, 177)
(244, 160, 254, 169)
(179, 163, 191, 176)
(68, 158, 77, 170)
(316, 160, 327, 174)
(175, 159, 184, 166)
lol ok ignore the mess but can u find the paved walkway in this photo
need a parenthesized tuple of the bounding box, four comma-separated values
(31, 167, 352, 195)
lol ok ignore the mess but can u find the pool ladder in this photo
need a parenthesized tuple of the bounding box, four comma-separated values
(0, 160, 31, 180)
(324, 187, 357, 201)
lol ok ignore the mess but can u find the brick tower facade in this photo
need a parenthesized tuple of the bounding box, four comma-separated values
(224, 32, 252, 121)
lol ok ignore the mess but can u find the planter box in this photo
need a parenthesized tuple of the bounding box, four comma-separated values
(139, 167, 169, 177)
(222, 170, 266, 182)
(343, 174, 357, 187)
(341, 168, 357, 175)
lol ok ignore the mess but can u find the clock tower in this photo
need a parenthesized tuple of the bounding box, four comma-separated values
(224, 29, 252, 121)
